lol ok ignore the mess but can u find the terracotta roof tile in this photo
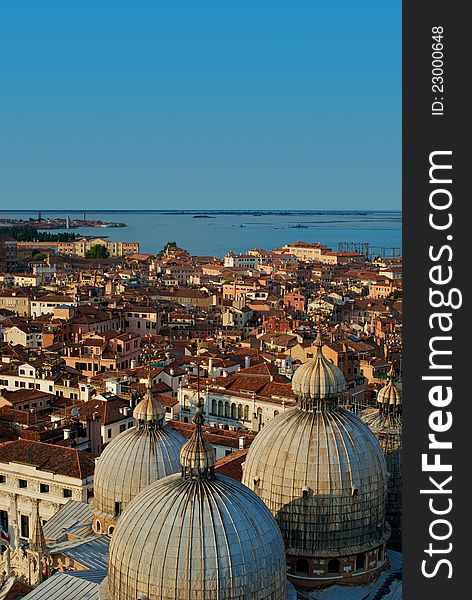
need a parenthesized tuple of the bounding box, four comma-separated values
(0, 439, 95, 479)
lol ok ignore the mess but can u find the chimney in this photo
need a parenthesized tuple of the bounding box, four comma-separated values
(208, 358, 213, 377)
(244, 356, 251, 369)
(63, 428, 72, 440)
(238, 436, 247, 450)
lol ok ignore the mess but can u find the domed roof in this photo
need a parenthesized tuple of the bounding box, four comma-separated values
(107, 398, 288, 600)
(377, 365, 402, 409)
(362, 365, 402, 435)
(291, 331, 347, 403)
(133, 387, 166, 423)
(242, 338, 389, 559)
(93, 387, 185, 520)
(242, 406, 389, 557)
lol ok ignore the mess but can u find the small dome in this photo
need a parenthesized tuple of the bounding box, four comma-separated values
(93, 394, 186, 519)
(133, 391, 166, 423)
(242, 406, 389, 557)
(291, 331, 346, 402)
(376, 365, 402, 409)
(107, 399, 288, 600)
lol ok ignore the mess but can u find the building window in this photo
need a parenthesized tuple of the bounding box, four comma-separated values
(0, 510, 8, 536)
(327, 559, 341, 575)
(355, 553, 366, 572)
(40, 484, 49, 493)
(119, 424, 126, 433)
(115, 501, 122, 517)
(20, 515, 29, 538)
(108, 526, 115, 536)
(295, 559, 310, 576)
(19, 479, 28, 489)
(63, 488, 72, 498)
(107, 429, 112, 439)
(0, 475, 5, 484)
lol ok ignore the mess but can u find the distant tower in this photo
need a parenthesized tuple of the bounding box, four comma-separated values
(83, 211, 86, 223)
(66, 216, 70, 229)
(38, 211, 42, 221)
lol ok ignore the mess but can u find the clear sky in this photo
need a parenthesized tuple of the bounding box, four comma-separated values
(0, 1, 400, 211)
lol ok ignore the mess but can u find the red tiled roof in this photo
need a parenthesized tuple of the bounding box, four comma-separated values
(0, 439, 95, 479)
(215, 448, 248, 481)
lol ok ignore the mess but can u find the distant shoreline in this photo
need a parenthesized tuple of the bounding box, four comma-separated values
(0, 209, 401, 216)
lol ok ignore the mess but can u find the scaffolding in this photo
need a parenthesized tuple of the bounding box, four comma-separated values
(338, 242, 402, 260)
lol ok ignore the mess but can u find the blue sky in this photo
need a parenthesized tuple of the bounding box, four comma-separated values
(0, 1, 400, 211)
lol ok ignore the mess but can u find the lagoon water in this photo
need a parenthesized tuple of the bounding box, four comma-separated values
(0, 210, 401, 257)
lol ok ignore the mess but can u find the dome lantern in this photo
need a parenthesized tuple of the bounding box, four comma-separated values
(291, 329, 347, 411)
(377, 364, 402, 415)
(133, 371, 166, 427)
(179, 387, 216, 480)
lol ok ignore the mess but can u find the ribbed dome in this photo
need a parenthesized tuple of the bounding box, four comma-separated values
(108, 474, 288, 600)
(361, 366, 403, 547)
(291, 332, 347, 403)
(133, 391, 166, 423)
(108, 396, 288, 600)
(376, 365, 402, 410)
(93, 399, 185, 519)
(242, 406, 389, 557)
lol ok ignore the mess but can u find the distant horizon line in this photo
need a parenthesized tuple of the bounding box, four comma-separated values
(0, 209, 402, 214)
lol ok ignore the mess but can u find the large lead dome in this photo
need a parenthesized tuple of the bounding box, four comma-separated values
(93, 380, 185, 530)
(242, 331, 390, 587)
(107, 398, 290, 600)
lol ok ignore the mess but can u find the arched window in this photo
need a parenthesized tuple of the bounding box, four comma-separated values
(218, 400, 223, 416)
(378, 546, 385, 564)
(212, 399, 217, 415)
(355, 553, 366, 572)
(295, 559, 310, 576)
(238, 404, 243, 419)
(95, 520, 101, 532)
(183, 417, 188, 423)
(108, 526, 115, 536)
(231, 403, 236, 419)
(274, 410, 279, 418)
(183, 395, 189, 408)
(327, 559, 340, 575)
(225, 402, 230, 418)
(244, 405, 249, 421)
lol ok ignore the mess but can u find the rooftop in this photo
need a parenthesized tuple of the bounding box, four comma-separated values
(0, 439, 95, 479)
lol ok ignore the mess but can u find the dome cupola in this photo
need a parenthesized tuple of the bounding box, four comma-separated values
(362, 364, 403, 548)
(92, 375, 185, 533)
(376, 364, 402, 414)
(291, 330, 347, 409)
(242, 332, 390, 588)
(107, 394, 291, 599)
